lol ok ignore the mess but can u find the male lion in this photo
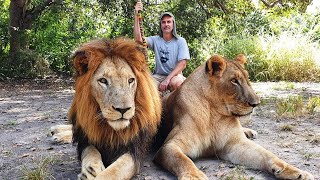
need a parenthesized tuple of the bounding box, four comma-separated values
(154, 54, 314, 180)
(51, 38, 161, 179)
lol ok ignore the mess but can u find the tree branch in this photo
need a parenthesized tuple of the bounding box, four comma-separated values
(260, 0, 283, 8)
(22, 0, 62, 29)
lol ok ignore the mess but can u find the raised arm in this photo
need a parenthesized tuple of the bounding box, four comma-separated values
(134, 1, 143, 44)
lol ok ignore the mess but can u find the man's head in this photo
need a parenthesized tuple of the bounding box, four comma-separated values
(159, 12, 178, 38)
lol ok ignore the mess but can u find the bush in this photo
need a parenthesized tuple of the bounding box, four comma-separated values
(0, 50, 51, 78)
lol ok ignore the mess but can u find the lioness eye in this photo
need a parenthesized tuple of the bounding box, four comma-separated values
(128, 78, 135, 84)
(231, 78, 239, 85)
(98, 78, 108, 85)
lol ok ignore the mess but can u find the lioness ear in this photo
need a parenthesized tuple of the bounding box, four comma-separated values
(235, 54, 247, 68)
(72, 50, 89, 76)
(205, 54, 226, 77)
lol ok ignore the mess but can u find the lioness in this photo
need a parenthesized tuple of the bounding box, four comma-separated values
(154, 54, 314, 180)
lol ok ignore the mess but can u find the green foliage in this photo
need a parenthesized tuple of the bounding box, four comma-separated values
(0, 49, 51, 78)
(0, 0, 319, 82)
(276, 95, 304, 117)
(0, 0, 9, 57)
(307, 96, 320, 114)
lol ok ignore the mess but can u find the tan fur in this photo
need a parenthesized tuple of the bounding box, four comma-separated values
(50, 124, 72, 143)
(154, 54, 314, 180)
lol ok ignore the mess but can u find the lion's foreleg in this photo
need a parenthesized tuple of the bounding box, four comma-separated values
(78, 145, 105, 180)
(94, 153, 136, 180)
(221, 139, 314, 180)
(154, 142, 208, 180)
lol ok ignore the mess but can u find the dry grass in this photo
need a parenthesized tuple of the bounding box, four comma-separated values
(276, 95, 304, 118)
(21, 156, 57, 180)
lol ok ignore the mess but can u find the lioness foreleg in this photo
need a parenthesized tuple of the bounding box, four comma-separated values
(221, 139, 314, 180)
(94, 153, 136, 180)
(154, 142, 208, 180)
(78, 146, 105, 180)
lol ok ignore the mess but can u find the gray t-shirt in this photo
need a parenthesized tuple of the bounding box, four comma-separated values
(147, 36, 190, 75)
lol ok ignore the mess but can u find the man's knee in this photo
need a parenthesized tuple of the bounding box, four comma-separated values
(169, 75, 185, 91)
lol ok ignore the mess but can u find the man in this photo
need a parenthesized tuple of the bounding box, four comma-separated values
(134, 1, 190, 92)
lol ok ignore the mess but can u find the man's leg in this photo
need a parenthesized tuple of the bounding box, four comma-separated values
(169, 74, 186, 91)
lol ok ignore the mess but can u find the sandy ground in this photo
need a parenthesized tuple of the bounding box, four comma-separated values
(0, 79, 319, 180)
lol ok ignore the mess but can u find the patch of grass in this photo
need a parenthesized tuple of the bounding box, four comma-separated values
(21, 156, 57, 180)
(7, 120, 17, 126)
(272, 82, 295, 91)
(222, 166, 255, 180)
(303, 153, 320, 161)
(279, 124, 294, 131)
(307, 96, 320, 114)
(276, 95, 304, 117)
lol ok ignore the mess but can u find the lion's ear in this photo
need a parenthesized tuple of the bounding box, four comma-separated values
(235, 54, 247, 68)
(72, 50, 89, 76)
(205, 54, 226, 77)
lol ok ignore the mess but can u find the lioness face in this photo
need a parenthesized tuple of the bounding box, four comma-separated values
(207, 55, 260, 117)
(91, 57, 137, 130)
(220, 62, 260, 117)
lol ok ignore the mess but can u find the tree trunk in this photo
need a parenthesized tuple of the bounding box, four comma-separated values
(8, 0, 61, 65)
(9, 0, 26, 65)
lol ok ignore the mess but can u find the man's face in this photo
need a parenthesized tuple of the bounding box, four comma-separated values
(161, 15, 173, 34)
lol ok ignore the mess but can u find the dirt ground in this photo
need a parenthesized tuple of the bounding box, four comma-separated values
(0, 79, 319, 180)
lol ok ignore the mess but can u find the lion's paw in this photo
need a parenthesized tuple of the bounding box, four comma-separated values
(242, 127, 258, 139)
(50, 124, 72, 135)
(179, 170, 208, 180)
(78, 160, 105, 180)
(272, 164, 314, 180)
(51, 131, 72, 144)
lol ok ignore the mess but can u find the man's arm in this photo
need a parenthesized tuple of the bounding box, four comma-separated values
(134, 2, 143, 44)
(159, 60, 187, 92)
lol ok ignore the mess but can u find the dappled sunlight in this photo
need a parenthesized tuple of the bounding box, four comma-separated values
(0, 89, 74, 125)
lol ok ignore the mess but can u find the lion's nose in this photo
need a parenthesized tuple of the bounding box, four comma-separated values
(113, 106, 131, 115)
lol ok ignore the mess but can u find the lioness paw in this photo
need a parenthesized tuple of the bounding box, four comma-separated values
(242, 127, 258, 139)
(179, 170, 208, 180)
(272, 164, 314, 180)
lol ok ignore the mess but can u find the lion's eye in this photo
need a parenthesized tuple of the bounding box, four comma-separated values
(128, 78, 135, 84)
(98, 78, 108, 85)
(231, 78, 239, 86)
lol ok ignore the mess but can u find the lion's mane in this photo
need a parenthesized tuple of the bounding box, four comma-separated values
(69, 38, 161, 166)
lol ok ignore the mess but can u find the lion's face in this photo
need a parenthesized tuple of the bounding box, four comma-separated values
(91, 56, 137, 130)
(206, 54, 260, 117)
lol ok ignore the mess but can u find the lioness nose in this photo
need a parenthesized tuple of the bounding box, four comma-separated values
(113, 106, 131, 115)
(248, 102, 259, 107)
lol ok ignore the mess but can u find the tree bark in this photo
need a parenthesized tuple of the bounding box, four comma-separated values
(9, 0, 26, 65)
(8, 0, 61, 65)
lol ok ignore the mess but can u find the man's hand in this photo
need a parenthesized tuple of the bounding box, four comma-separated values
(159, 79, 170, 92)
(135, 1, 143, 14)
